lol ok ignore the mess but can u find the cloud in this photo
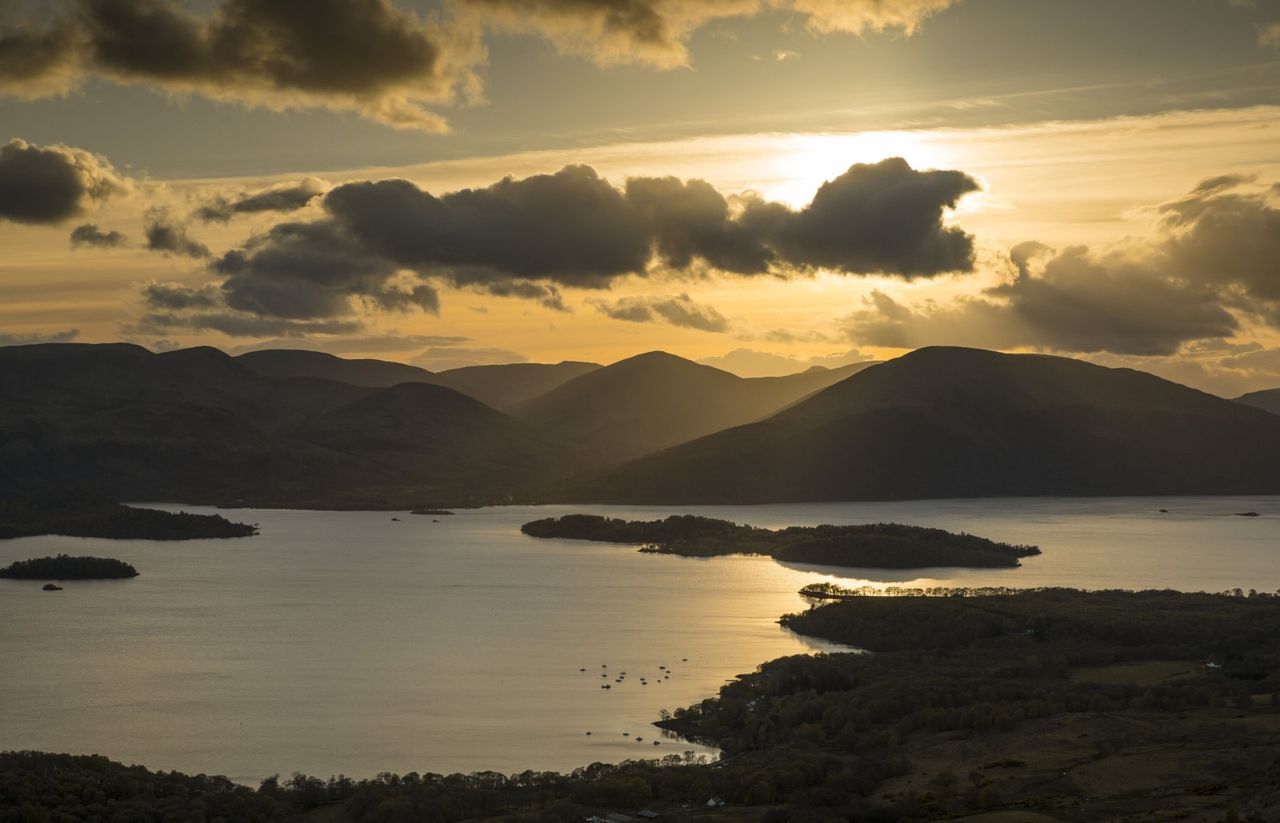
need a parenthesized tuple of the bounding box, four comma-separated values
(195, 177, 328, 223)
(69, 222, 126, 248)
(1158, 175, 1280, 309)
(144, 209, 211, 258)
(842, 175, 1280, 358)
(0, 0, 953, 130)
(464, 0, 956, 68)
(699, 346, 870, 376)
(411, 345, 528, 371)
(0, 0, 481, 132)
(195, 158, 976, 323)
(0, 137, 129, 225)
(0, 328, 81, 346)
(141, 282, 220, 310)
(589, 292, 729, 332)
(844, 243, 1237, 357)
(125, 311, 363, 338)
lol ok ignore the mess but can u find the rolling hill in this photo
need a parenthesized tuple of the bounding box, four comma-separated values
(0, 344, 572, 507)
(1236, 388, 1280, 416)
(556, 347, 1280, 503)
(237, 349, 435, 388)
(516, 351, 877, 462)
(236, 348, 599, 411)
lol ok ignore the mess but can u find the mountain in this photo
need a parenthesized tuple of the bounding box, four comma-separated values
(430, 362, 601, 412)
(0, 343, 571, 507)
(237, 349, 435, 387)
(236, 349, 599, 412)
(1236, 389, 1280, 416)
(557, 347, 1280, 503)
(515, 351, 877, 462)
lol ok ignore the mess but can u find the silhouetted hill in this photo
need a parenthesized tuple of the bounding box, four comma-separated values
(237, 348, 436, 387)
(295, 382, 569, 491)
(237, 349, 599, 412)
(1236, 388, 1280, 416)
(0, 343, 574, 507)
(558, 347, 1280, 503)
(431, 361, 601, 411)
(516, 351, 877, 462)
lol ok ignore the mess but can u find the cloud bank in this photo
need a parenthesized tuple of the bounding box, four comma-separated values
(844, 176, 1280, 357)
(0, 0, 955, 130)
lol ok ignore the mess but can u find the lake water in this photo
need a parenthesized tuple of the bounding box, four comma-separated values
(2, 496, 1279, 783)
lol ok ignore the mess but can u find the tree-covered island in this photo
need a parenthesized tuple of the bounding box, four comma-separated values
(521, 514, 1040, 569)
(0, 554, 139, 580)
(0, 494, 257, 540)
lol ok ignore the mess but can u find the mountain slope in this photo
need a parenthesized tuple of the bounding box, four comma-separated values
(237, 349, 435, 388)
(516, 351, 876, 462)
(0, 343, 573, 506)
(556, 347, 1280, 503)
(431, 361, 601, 411)
(1236, 389, 1280, 416)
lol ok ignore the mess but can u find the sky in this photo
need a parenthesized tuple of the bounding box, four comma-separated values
(2, 0, 1280, 393)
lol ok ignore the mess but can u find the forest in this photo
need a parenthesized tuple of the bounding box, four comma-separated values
(0, 494, 257, 540)
(521, 514, 1040, 569)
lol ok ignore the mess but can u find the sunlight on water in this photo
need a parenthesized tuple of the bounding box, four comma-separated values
(2, 497, 1277, 783)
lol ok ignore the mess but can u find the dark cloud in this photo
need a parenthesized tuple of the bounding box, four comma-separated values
(0, 17, 80, 96)
(589, 292, 729, 332)
(69, 222, 125, 248)
(195, 177, 327, 222)
(198, 159, 976, 322)
(0, 137, 128, 225)
(746, 157, 980, 277)
(1, 0, 476, 131)
(0, 328, 80, 346)
(141, 282, 220, 311)
(465, 0, 957, 67)
(844, 244, 1239, 357)
(472, 280, 568, 311)
(0, 0, 953, 129)
(144, 209, 211, 258)
(1159, 176, 1280, 305)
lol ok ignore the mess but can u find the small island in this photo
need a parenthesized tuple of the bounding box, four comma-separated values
(0, 554, 139, 580)
(411, 509, 455, 516)
(0, 494, 257, 540)
(521, 514, 1040, 569)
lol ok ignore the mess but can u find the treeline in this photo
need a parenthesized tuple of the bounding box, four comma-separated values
(0, 494, 257, 540)
(8, 590, 1280, 822)
(522, 514, 1039, 569)
(0, 555, 138, 580)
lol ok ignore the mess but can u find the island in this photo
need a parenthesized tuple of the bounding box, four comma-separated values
(0, 554, 139, 580)
(521, 514, 1040, 569)
(0, 494, 258, 540)
(410, 509, 455, 516)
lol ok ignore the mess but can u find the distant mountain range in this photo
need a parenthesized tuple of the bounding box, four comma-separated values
(4, 342, 1280, 507)
(516, 351, 877, 462)
(1236, 388, 1280, 417)
(236, 349, 599, 411)
(557, 347, 1280, 503)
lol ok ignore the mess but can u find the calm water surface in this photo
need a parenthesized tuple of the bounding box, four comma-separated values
(2, 496, 1278, 783)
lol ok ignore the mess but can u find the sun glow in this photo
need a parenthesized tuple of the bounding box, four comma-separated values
(766, 131, 953, 207)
